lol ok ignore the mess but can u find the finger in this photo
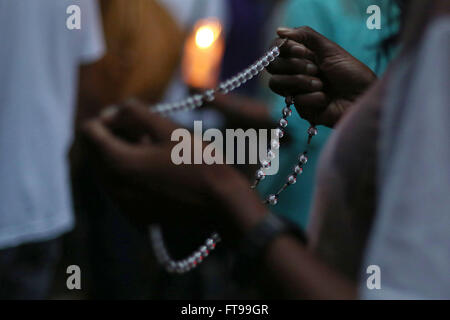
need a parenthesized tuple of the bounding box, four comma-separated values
(294, 92, 328, 109)
(272, 38, 315, 61)
(266, 57, 318, 75)
(81, 118, 138, 170)
(277, 26, 341, 60)
(269, 74, 323, 96)
(293, 92, 328, 121)
(110, 100, 180, 143)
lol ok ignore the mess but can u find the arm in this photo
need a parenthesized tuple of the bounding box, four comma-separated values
(209, 170, 357, 299)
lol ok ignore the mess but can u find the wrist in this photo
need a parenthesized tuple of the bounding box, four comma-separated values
(204, 164, 268, 245)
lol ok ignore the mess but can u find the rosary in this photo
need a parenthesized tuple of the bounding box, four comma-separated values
(149, 40, 318, 274)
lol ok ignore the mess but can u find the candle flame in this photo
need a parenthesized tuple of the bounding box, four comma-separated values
(183, 18, 224, 89)
(195, 22, 221, 49)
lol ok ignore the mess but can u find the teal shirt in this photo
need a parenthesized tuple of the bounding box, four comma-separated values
(258, 0, 398, 228)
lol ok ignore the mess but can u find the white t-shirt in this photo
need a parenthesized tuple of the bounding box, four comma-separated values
(360, 16, 450, 299)
(0, 0, 105, 249)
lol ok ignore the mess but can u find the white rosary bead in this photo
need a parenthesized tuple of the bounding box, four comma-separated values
(271, 139, 280, 150)
(275, 128, 285, 139)
(294, 165, 303, 175)
(268, 194, 278, 206)
(287, 175, 297, 185)
(232, 77, 240, 88)
(167, 261, 176, 273)
(204, 90, 215, 102)
(256, 169, 266, 180)
(200, 245, 209, 257)
(279, 118, 288, 128)
(261, 57, 269, 67)
(186, 97, 195, 109)
(188, 256, 196, 267)
(261, 159, 271, 169)
(218, 83, 228, 94)
(195, 251, 203, 263)
(266, 52, 275, 62)
(244, 70, 253, 80)
(299, 154, 308, 165)
(285, 96, 294, 105)
(308, 126, 318, 136)
(251, 65, 259, 76)
(256, 62, 264, 72)
(194, 95, 203, 106)
(206, 238, 215, 250)
(271, 46, 280, 57)
(282, 107, 292, 117)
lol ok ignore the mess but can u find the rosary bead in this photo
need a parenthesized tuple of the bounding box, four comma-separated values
(195, 252, 203, 263)
(261, 159, 271, 169)
(187, 97, 195, 108)
(268, 194, 278, 205)
(219, 83, 228, 94)
(287, 175, 297, 185)
(245, 70, 253, 80)
(267, 150, 276, 160)
(256, 169, 266, 180)
(193, 95, 203, 106)
(256, 62, 264, 72)
(167, 261, 176, 273)
(272, 46, 280, 57)
(204, 90, 215, 102)
(251, 65, 259, 76)
(275, 128, 285, 138)
(285, 96, 294, 106)
(308, 126, 318, 136)
(294, 165, 303, 175)
(206, 238, 215, 250)
(200, 246, 209, 257)
(212, 233, 221, 242)
(232, 77, 240, 88)
(261, 57, 269, 67)
(266, 52, 275, 62)
(299, 154, 308, 165)
(271, 139, 280, 150)
(188, 256, 196, 267)
(282, 107, 292, 117)
(238, 73, 246, 84)
(279, 118, 288, 128)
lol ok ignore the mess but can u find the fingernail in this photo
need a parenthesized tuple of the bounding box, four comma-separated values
(306, 64, 318, 75)
(311, 80, 323, 90)
(101, 105, 119, 119)
(277, 27, 291, 33)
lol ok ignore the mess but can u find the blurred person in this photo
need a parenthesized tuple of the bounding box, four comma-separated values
(258, 0, 400, 228)
(82, 0, 449, 299)
(71, 0, 185, 299)
(0, 0, 104, 299)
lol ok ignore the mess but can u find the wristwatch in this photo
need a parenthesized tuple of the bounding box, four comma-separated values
(233, 212, 308, 285)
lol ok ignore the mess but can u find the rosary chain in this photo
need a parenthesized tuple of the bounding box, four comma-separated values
(147, 39, 318, 274)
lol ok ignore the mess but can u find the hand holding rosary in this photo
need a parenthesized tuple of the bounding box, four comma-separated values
(148, 39, 318, 274)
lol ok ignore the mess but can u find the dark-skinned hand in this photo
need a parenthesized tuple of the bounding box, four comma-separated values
(267, 26, 377, 127)
(80, 100, 247, 229)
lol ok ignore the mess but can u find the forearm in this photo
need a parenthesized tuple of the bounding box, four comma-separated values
(210, 171, 357, 299)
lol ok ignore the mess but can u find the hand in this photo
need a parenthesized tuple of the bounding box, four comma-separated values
(267, 27, 377, 127)
(80, 100, 261, 235)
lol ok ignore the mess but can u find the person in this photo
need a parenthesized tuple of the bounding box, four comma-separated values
(81, 0, 449, 299)
(0, 0, 105, 299)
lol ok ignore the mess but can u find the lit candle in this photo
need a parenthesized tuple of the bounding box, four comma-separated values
(182, 18, 225, 90)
